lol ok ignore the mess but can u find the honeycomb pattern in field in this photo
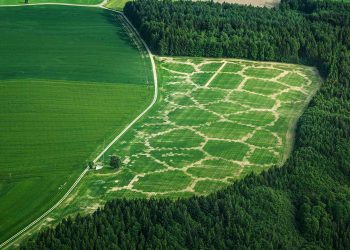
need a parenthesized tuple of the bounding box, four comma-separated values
(106, 57, 319, 197)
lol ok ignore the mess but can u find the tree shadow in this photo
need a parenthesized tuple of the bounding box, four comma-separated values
(99, 9, 140, 51)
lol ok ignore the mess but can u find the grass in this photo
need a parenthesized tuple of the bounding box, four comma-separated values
(199, 62, 224, 72)
(194, 180, 228, 194)
(152, 149, 205, 169)
(0, 6, 153, 244)
(206, 101, 249, 115)
(246, 130, 279, 147)
(128, 155, 166, 173)
(191, 88, 227, 103)
(229, 111, 276, 126)
(188, 164, 240, 179)
(210, 73, 243, 89)
(204, 140, 250, 161)
(249, 148, 278, 165)
(279, 72, 308, 87)
(168, 107, 218, 126)
(244, 67, 282, 79)
(162, 62, 195, 74)
(9, 57, 322, 246)
(279, 90, 307, 102)
(198, 121, 255, 140)
(244, 79, 287, 95)
(191, 73, 214, 85)
(149, 128, 205, 149)
(229, 91, 276, 109)
(221, 63, 243, 73)
(133, 170, 192, 192)
(105, 0, 128, 11)
(0, 0, 101, 4)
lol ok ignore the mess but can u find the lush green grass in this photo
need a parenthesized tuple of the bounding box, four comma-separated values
(199, 121, 254, 140)
(244, 67, 283, 79)
(194, 180, 227, 194)
(161, 62, 195, 74)
(221, 62, 243, 73)
(192, 88, 228, 102)
(206, 101, 248, 115)
(210, 73, 243, 89)
(188, 164, 240, 179)
(199, 62, 223, 72)
(249, 148, 278, 164)
(128, 155, 166, 173)
(204, 140, 250, 161)
(0, 6, 152, 243)
(191, 72, 214, 85)
(105, 0, 129, 11)
(229, 90, 276, 109)
(0, 6, 152, 84)
(244, 79, 287, 95)
(0, 0, 101, 5)
(149, 129, 205, 148)
(229, 110, 276, 126)
(168, 107, 218, 126)
(133, 170, 192, 192)
(152, 149, 205, 169)
(279, 72, 308, 87)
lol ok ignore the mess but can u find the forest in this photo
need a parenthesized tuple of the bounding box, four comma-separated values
(21, 0, 350, 249)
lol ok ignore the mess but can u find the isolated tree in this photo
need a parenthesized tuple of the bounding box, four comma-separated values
(109, 155, 121, 169)
(88, 161, 94, 169)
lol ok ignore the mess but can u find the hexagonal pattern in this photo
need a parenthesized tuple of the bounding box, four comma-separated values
(105, 57, 321, 197)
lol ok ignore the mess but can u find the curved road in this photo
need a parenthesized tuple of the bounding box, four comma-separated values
(0, 2, 158, 249)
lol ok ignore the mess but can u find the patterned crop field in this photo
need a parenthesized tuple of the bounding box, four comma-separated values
(49, 56, 321, 216)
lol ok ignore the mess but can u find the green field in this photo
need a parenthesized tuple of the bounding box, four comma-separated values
(79, 57, 321, 198)
(0, 0, 101, 4)
(0, 6, 153, 243)
(105, 0, 128, 10)
(31, 56, 322, 234)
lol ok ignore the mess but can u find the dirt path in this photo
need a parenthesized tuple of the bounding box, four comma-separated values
(0, 3, 158, 249)
(204, 61, 227, 87)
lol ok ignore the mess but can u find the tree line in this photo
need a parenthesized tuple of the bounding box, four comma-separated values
(21, 0, 350, 249)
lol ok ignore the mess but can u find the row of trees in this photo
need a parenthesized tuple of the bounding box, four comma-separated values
(21, 0, 350, 249)
(88, 155, 121, 169)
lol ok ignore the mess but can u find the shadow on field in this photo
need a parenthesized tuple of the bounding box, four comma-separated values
(100, 10, 140, 51)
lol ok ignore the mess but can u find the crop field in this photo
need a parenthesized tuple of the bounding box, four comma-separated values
(97, 57, 321, 197)
(0, 6, 153, 243)
(0, 0, 100, 4)
(34, 56, 322, 233)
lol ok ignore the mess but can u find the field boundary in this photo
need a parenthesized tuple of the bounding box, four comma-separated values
(0, 4, 158, 249)
(204, 61, 227, 87)
(0, 0, 107, 7)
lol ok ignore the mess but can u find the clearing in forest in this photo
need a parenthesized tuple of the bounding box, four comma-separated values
(50, 56, 321, 218)
(102, 57, 321, 197)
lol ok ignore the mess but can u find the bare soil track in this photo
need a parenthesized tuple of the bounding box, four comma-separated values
(0, 2, 158, 249)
